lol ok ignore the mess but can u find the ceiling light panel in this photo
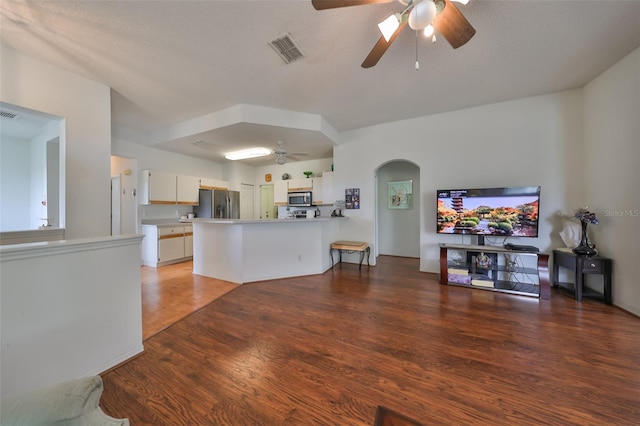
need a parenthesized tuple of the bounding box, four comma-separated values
(225, 147, 272, 160)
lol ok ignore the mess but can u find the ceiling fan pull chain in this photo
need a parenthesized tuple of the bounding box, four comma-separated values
(415, 30, 420, 70)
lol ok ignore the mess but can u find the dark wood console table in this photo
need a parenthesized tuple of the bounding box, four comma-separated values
(552, 249, 612, 304)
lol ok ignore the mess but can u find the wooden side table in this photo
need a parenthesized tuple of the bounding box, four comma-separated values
(330, 241, 370, 269)
(552, 249, 612, 304)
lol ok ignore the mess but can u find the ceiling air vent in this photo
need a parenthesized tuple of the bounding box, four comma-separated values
(269, 33, 305, 64)
(192, 140, 217, 150)
(0, 110, 20, 119)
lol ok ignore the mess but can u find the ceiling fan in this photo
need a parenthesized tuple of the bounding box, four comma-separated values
(311, 0, 475, 68)
(273, 141, 309, 165)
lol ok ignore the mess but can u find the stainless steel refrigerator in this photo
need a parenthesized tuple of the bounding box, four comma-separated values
(194, 189, 240, 219)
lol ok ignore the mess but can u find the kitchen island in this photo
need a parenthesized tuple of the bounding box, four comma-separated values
(192, 218, 342, 284)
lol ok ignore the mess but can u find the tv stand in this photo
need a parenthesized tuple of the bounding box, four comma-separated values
(439, 244, 550, 299)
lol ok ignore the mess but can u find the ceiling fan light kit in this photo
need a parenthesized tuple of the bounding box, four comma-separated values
(378, 14, 401, 42)
(408, 0, 437, 31)
(312, 0, 475, 68)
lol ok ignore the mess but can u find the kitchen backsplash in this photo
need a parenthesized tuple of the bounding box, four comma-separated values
(139, 204, 193, 220)
(277, 205, 332, 219)
(140, 203, 335, 220)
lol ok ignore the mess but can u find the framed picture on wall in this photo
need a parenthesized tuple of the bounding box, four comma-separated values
(388, 180, 412, 209)
(345, 188, 360, 209)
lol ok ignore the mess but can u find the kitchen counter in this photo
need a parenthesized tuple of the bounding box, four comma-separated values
(140, 221, 194, 267)
(191, 217, 341, 224)
(192, 217, 342, 284)
(141, 219, 187, 227)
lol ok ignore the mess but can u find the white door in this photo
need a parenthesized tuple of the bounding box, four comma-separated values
(240, 183, 254, 219)
(110, 156, 138, 234)
(111, 175, 121, 235)
(260, 185, 276, 219)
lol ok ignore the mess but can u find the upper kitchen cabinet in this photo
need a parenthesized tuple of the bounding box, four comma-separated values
(274, 180, 288, 205)
(200, 178, 229, 190)
(311, 177, 323, 205)
(320, 172, 334, 205)
(287, 178, 313, 192)
(140, 170, 200, 205)
(141, 170, 176, 204)
(177, 175, 200, 205)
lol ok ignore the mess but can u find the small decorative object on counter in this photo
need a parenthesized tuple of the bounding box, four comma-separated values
(572, 207, 599, 256)
(282, 173, 290, 180)
(332, 200, 346, 217)
(303, 171, 312, 178)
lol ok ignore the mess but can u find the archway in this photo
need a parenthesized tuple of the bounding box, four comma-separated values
(375, 160, 420, 259)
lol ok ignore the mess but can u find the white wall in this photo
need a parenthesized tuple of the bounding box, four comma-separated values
(112, 125, 228, 220)
(335, 90, 585, 273)
(0, 136, 31, 231)
(28, 123, 61, 229)
(0, 46, 111, 239)
(583, 47, 640, 316)
(0, 235, 144, 398)
(254, 158, 333, 185)
(113, 126, 226, 178)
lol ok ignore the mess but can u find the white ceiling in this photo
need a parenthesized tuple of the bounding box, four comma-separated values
(1, 0, 639, 165)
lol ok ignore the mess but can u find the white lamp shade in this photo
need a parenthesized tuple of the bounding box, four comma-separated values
(378, 14, 400, 42)
(409, 0, 437, 30)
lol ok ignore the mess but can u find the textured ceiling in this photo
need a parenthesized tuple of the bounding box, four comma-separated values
(1, 0, 639, 165)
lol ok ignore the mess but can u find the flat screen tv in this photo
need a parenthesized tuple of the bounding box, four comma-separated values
(437, 186, 541, 239)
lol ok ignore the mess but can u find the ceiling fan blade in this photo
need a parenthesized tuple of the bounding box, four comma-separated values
(361, 20, 408, 68)
(433, 0, 475, 49)
(312, 0, 394, 10)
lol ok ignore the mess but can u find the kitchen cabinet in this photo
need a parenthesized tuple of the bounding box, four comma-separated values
(321, 172, 334, 206)
(177, 175, 200, 205)
(141, 223, 193, 267)
(184, 225, 194, 258)
(311, 177, 323, 205)
(141, 170, 176, 204)
(200, 178, 229, 190)
(287, 178, 313, 191)
(274, 180, 288, 205)
(140, 170, 200, 205)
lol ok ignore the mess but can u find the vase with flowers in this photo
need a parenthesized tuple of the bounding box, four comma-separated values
(572, 208, 598, 256)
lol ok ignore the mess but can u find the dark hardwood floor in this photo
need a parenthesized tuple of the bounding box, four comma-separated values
(101, 256, 640, 425)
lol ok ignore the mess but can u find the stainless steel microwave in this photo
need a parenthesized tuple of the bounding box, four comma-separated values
(288, 191, 312, 207)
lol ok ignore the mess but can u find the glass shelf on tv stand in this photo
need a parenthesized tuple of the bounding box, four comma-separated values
(439, 243, 551, 299)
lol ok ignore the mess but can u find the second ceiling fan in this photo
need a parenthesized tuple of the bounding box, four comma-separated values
(311, 0, 476, 68)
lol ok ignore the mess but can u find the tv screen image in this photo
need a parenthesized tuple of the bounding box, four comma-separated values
(437, 186, 541, 237)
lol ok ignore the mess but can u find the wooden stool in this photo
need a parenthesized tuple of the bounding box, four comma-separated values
(330, 241, 370, 269)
